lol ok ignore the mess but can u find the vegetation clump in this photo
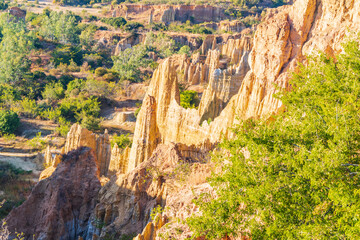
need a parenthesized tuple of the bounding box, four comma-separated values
(180, 90, 199, 109)
(0, 110, 19, 135)
(188, 38, 360, 239)
(111, 133, 132, 149)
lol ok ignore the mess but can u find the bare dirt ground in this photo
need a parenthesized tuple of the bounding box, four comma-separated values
(0, 118, 64, 174)
(0, 154, 39, 173)
(26, 0, 105, 16)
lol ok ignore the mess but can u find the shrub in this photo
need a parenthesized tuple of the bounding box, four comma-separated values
(58, 96, 100, 123)
(112, 45, 152, 82)
(26, 132, 48, 150)
(180, 90, 199, 109)
(178, 45, 191, 57)
(84, 78, 117, 98)
(83, 53, 104, 69)
(111, 134, 132, 149)
(51, 45, 83, 67)
(0, 110, 19, 135)
(13, 98, 39, 118)
(66, 78, 85, 97)
(100, 17, 127, 28)
(55, 117, 71, 137)
(42, 82, 65, 102)
(81, 115, 101, 131)
(124, 22, 143, 32)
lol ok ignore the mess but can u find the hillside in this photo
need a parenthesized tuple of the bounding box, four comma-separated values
(1, 0, 360, 239)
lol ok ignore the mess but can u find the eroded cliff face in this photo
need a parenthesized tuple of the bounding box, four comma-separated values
(40, 124, 130, 180)
(10, 1, 360, 239)
(115, 4, 226, 24)
(6, 147, 101, 240)
(128, 33, 253, 170)
(89, 143, 213, 239)
(128, 0, 360, 173)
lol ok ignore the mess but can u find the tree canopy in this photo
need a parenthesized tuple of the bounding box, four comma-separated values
(0, 13, 34, 84)
(188, 37, 360, 239)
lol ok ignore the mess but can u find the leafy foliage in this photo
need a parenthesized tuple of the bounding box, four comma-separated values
(0, 13, 34, 84)
(180, 90, 199, 109)
(39, 11, 79, 44)
(42, 82, 65, 102)
(100, 17, 127, 28)
(0, 110, 20, 135)
(112, 45, 152, 82)
(178, 45, 191, 56)
(111, 134, 132, 149)
(188, 38, 360, 239)
(168, 21, 213, 34)
(0, 0, 8, 10)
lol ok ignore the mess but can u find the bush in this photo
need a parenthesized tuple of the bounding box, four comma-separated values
(112, 45, 152, 82)
(178, 45, 191, 57)
(58, 96, 100, 123)
(12, 98, 39, 118)
(84, 78, 117, 98)
(81, 115, 101, 131)
(66, 78, 85, 97)
(180, 90, 199, 109)
(100, 17, 127, 28)
(83, 53, 104, 69)
(95, 67, 107, 77)
(26, 132, 48, 150)
(51, 45, 83, 67)
(42, 82, 65, 102)
(111, 133, 132, 149)
(0, 110, 20, 135)
(124, 22, 143, 32)
(55, 117, 71, 137)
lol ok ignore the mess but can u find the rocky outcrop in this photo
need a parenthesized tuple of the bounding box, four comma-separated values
(65, 124, 111, 177)
(127, 0, 360, 173)
(116, 4, 226, 24)
(44, 145, 62, 169)
(198, 37, 252, 121)
(108, 145, 131, 174)
(133, 214, 166, 240)
(6, 147, 101, 240)
(89, 143, 212, 239)
(115, 33, 146, 53)
(128, 34, 252, 169)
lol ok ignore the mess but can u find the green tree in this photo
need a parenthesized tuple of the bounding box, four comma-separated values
(39, 11, 79, 44)
(42, 82, 65, 102)
(0, 13, 34, 84)
(180, 90, 199, 109)
(112, 45, 152, 82)
(0, 110, 20, 135)
(178, 45, 191, 57)
(188, 38, 360, 239)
